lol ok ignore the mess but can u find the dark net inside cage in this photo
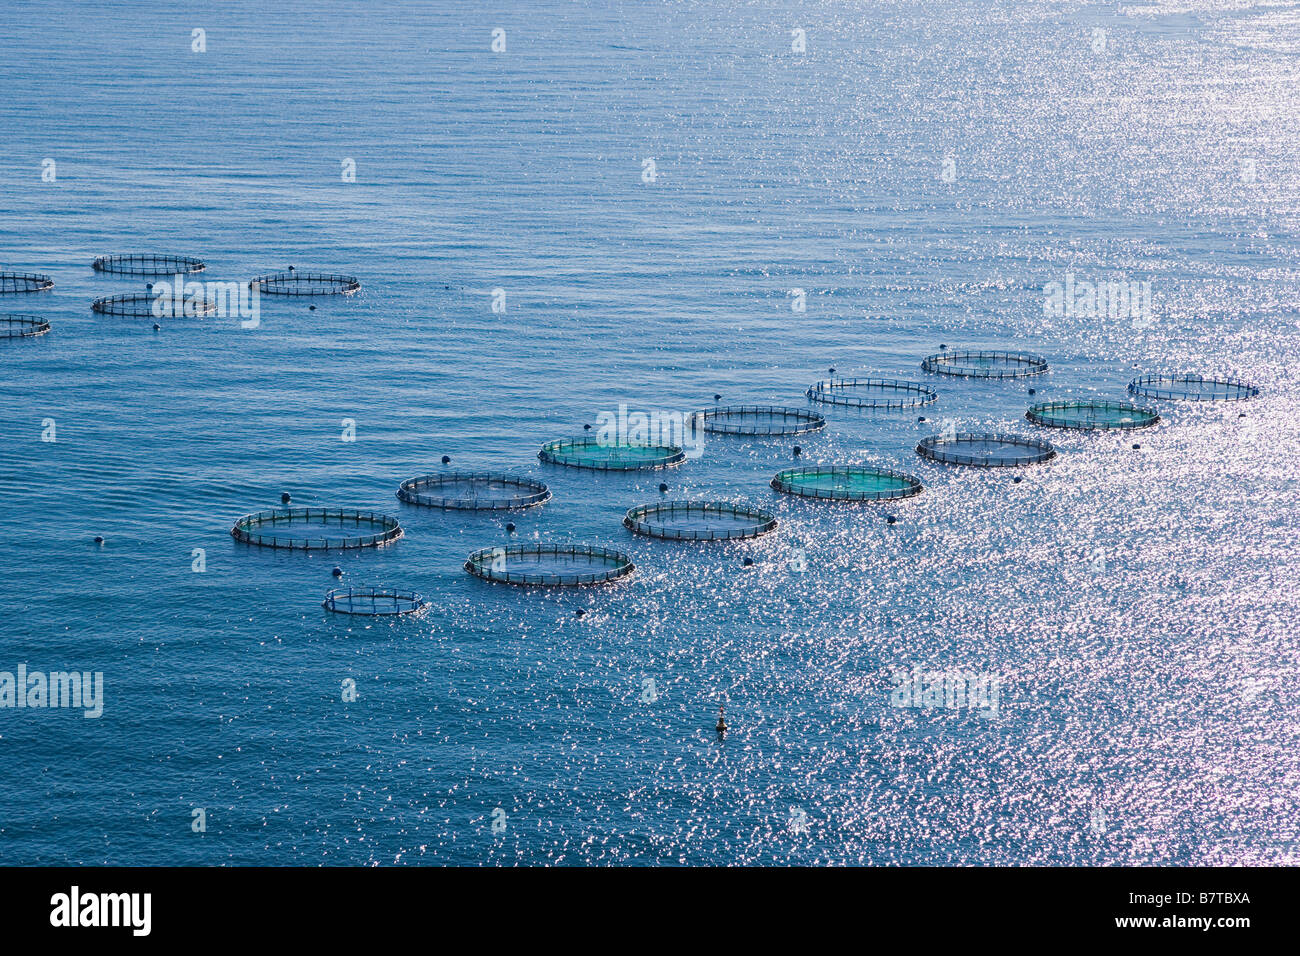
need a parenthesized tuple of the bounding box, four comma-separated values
(231, 507, 403, 550)
(0, 273, 54, 294)
(92, 253, 206, 276)
(623, 501, 778, 540)
(1, 314, 51, 338)
(322, 587, 429, 616)
(922, 350, 1049, 379)
(92, 292, 218, 318)
(465, 544, 634, 586)
(250, 272, 361, 296)
(1128, 374, 1259, 402)
(694, 405, 825, 436)
(539, 438, 686, 470)
(771, 466, 923, 501)
(806, 378, 938, 409)
(397, 472, 551, 510)
(917, 433, 1056, 467)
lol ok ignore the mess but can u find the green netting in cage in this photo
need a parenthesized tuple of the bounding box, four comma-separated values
(1, 314, 50, 339)
(1128, 374, 1259, 402)
(93, 253, 205, 276)
(0, 272, 53, 294)
(1027, 400, 1159, 430)
(397, 472, 551, 510)
(92, 292, 218, 318)
(917, 433, 1056, 467)
(693, 405, 825, 436)
(539, 437, 686, 471)
(623, 500, 778, 540)
(465, 544, 634, 586)
(806, 377, 938, 408)
(249, 272, 361, 296)
(771, 466, 923, 502)
(322, 587, 429, 616)
(231, 507, 403, 550)
(922, 349, 1048, 379)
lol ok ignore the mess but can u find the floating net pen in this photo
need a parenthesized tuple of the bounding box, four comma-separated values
(1127, 374, 1259, 402)
(231, 508, 403, 550)
(921, 350, 1049, 379)
(771, 466, 923, 502)
(0, 273, 53, 294)
(92, 292, 218, 318)
(1026, 400, 1159, 430)
(92, 253, 205, 276)
(805, 378, 938, 409)
(249, 272, 361, 296)
(693, 405, 826, 436)
(623, 501, 778, 541)
(464, 544, 634, 586)
(538, 438, 686, 471)
(397, 472, 551, 510)
(1, 314, 50, 338)
(322, 587, 429, 616)
(916, 433, 1056, 467)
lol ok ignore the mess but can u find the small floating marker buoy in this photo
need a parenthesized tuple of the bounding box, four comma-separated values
(152, 323, 161, 331)
(1013, 476, 1023, 484)
(716, 704, 727, 736)
(332, 566, 343, 578)
(1239, 412, 1247, 418)
(713, 393, 722, 401)
(281, 492, 292, 504)
(93, 536, 104, 545)
(918, 415, 926, 423)
(505, 522, 516, 534)
(792, 445, 802, 457)
(146, 283, 153, 292)
(575, 608, 586, 619)
(1132, 443, 1141, 450)
(742, 556, 754, 568)
(939, 343, 947, 350)
(441, 455, 451, 464)
(583, 423, 592, 431)
(886, 515, 897, 525)
(1028, 388, 1036, 396)
(659, 482, 669, 493)
(829, 367, 836, 375)
(288, 265, 296, 272)
(309, 305, 316, 311)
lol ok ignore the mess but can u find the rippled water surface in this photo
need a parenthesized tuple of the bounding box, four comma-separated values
(0, 0, 1297, 865)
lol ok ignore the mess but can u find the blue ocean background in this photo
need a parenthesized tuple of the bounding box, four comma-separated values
(0, 0, 1296, 864)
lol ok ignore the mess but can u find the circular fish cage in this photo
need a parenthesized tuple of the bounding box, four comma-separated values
(806, 378, 938, 409)
(1027, 400, 1159, 430)
(92, 292, 218, 318)
(92, 253, 205, 276)
(538, 438, 686, 471)
(396, 472, 551, 510)
(922, 350, 1049, 379)
(465, 544, 634, 586)
(623, 501, 778, 541)
(231, 508, 403, 550)
(771, 466, 923, 502)
(693, 405, 825, 436)
(1, 314, 51, 339)
(917, 433, 1056, 467)
(0, 272, 54, 294)
(322, 587, 429, 617)
(249, 272, 361, 296)
(1127, 374, 1259, 402)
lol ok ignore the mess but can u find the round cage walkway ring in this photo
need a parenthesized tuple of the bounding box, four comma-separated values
(1, 314, 51, 339)
(249, 272, 361, 296)
(465, 544, 634, 586)
(0, 273, 54, 294)
(396, 472, 551, 510)
(322, 587, 429, 617)
(771, 466, 924, 502)
(92, 292, 218, 318)
(806, 378, 939, 409)
(1027, 400, 1160, 431)
(917, 433, 1056, 467)
(231, 507, 403, 550)
(693, 404, 825, 436)
(623, 501, 778, 541)
(1127, 374, 1259, 402)
(539, 438, 686, 471)
(92, 253, 206, 276)
(922, 350, 1049, 379)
